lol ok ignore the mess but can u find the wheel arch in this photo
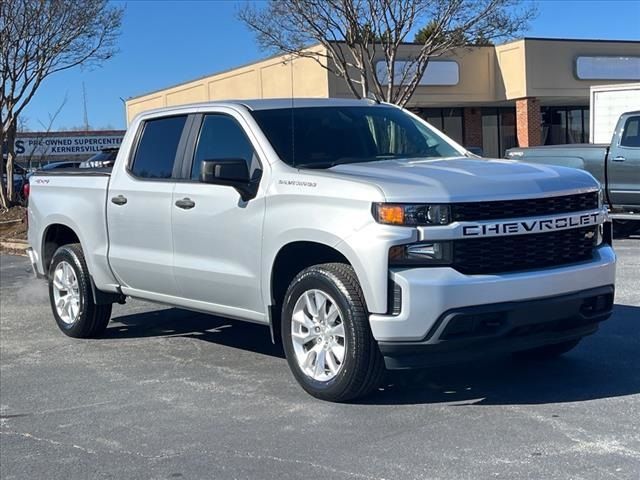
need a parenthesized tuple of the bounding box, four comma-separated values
(41, 222, 82, 275)
(266, 238, 369, 344)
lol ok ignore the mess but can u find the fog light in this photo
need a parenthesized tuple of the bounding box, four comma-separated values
(389, 242, 453, 266)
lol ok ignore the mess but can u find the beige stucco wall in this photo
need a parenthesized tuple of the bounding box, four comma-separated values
(523, 39, 640, 102)
(327, 45, 502, 106)
(126, 39, 640, 121)
(494, 40, 527, 100)
(125, 46, 330, 123)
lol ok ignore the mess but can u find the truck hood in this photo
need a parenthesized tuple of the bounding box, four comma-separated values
(328, 157, 599, 203)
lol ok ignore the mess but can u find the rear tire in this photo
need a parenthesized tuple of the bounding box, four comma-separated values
(513, 339, 581, 360)
(48, 243, 112, 338)
(281, 263, 384, 402)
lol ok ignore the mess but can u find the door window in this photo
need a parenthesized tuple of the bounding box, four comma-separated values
(130, 115, 187, 179)
(620, 116, 640, 147)
(191, 115, 256, 180)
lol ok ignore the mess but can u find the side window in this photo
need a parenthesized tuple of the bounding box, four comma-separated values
(191, 114, 256, 180)
(620, 116, 640, 148)
(131, 115, 187, 179)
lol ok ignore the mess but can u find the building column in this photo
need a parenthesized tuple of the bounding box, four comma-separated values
(463, 107, 482, 149)
(516, 97, 542, 147)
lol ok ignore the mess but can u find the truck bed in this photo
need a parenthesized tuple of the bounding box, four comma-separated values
(27, 171, 117, 290)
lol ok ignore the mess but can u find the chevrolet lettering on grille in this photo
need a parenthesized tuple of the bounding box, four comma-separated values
(462, 212, 601, 237)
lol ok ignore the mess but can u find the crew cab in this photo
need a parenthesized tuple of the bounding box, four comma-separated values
(27, 99, 616, 401)
(507, 111, 640, 235)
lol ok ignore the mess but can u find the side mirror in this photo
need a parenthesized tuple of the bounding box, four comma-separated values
(200, 158, 250, 184)
(199, 159, 261, 201)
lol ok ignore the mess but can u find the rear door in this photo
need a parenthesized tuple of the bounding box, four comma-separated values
(171, 109, 266, 320)
(107, 114, 190, 296)
(607, 114, 640, 206)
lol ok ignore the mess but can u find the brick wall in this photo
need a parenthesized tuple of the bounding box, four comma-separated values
(463, 107, 483, 148)
(515, 97, 542, 147)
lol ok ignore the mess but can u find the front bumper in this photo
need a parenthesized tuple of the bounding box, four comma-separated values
(379, 285, 614, 369)
(370, 244, 616, 343)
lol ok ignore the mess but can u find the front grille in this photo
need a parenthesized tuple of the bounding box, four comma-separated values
(451, 192, 598, 222)
(452, 226, 597, 275)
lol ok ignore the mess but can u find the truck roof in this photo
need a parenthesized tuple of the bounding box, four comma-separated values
(134, 98, 385, 121)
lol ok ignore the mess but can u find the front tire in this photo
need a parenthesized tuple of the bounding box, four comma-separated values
(48, 243, 112, 338)
(281, 263, 384, 402)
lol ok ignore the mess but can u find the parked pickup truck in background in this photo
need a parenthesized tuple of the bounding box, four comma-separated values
(507, 111, 640, 235)
(27, 99, 616, 402)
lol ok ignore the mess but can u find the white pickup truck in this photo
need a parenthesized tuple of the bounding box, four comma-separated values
(27, 99, 616, 402)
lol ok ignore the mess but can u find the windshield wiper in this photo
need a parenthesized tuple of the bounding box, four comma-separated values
(295, 157, 370, 169)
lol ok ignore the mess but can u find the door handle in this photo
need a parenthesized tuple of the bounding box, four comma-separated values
(111, 195, 127, 205)
(175, 198, 195, 210)
(612, 156, 626, 162)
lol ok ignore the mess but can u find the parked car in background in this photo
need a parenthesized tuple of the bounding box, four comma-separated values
(27, 160, 83, 177)
(507, 111, 640, 235)
(1, 161, 28, 200)
(79, 147, 119, 169)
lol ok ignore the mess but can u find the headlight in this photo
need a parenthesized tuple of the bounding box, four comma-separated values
(373, 203, 451, 226)
(389, 241, 453, 266)
(598, 187, 604, 209)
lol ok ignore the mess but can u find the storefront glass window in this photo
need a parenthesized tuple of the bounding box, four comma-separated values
(416, 108, 463, 145)
(482, 110, 499, 158)
(542, 106, 589, 145)
(481, 107, 517, 157)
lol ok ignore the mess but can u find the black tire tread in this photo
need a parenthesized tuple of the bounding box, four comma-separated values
(49, 243, 112, 338)
(283, 262, 384, 402)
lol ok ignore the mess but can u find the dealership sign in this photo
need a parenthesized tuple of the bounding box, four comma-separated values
(15, 134, 124, 157)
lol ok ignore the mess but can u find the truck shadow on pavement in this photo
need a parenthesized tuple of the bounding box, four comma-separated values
(104, 307, 285, 359)
(105, 304, 639, 406)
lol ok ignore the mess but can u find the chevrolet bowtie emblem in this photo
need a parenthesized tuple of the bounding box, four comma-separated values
(585, 231, 595, 239)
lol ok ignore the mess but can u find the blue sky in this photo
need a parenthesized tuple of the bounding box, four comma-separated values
(21, 0, 640, 131)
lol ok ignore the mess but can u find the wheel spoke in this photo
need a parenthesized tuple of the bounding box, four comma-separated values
(328, 322, 344, 337)
(302, 346, 318, 372)
(291, 328, 316, 345)
(315, 294, 327, 323)
(304, 292, 318, 318)
(326, 350, 339, 374)
(54, 269, 65, 290)
(292, 309, 314, 329)
(330, 344, 345, 363)
(61, 263, 71, 287)
(314, 349, 326, 378)
(326, 303, 339, 324)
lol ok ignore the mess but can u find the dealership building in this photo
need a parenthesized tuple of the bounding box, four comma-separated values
(126, 38, 640, 158)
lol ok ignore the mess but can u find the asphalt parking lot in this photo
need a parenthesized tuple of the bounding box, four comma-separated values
(1, 239, 639, 480)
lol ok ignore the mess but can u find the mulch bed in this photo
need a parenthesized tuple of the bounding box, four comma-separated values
(0, 206, 28, 255)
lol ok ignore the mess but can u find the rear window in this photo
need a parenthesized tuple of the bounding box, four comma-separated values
(131, 116, 187, 179)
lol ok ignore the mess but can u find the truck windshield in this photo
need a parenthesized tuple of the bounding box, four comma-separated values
(251, 106, 461, 168)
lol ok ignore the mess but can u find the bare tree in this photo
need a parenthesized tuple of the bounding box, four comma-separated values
(23, 95, 69, 172)
(239, 0, 535, 106)
(0, 0, 123, 210)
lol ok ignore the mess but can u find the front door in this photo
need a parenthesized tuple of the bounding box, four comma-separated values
(107, 114, 189, 297)
(608, 114, 640, 207)
(171, 111, 266, 321)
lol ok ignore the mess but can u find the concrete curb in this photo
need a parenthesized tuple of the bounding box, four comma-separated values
(0, 239, 28, 256)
